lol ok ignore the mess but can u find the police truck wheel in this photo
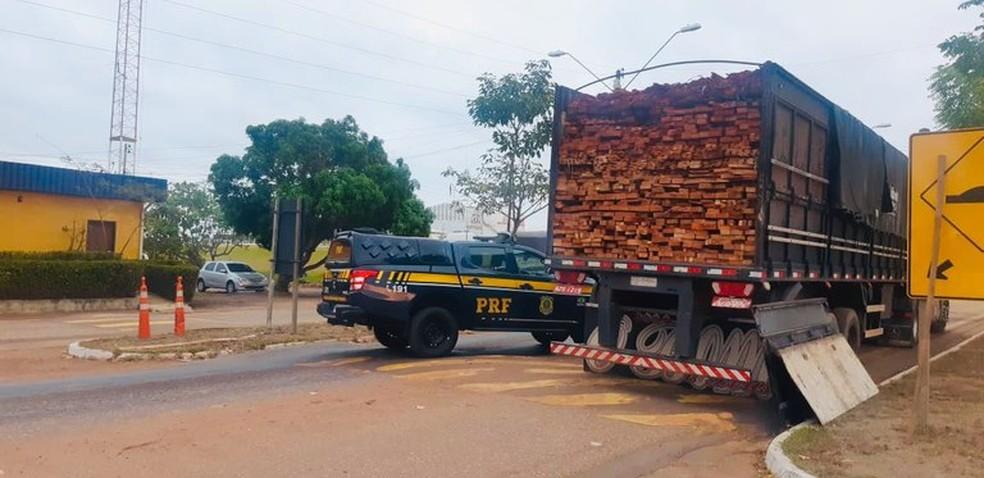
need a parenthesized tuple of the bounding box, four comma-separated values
(833, 307, 862, 352)
(532, 331, 569, 346)
(408, 307, 458, 358)
(197, 279, 206, 292)
(373, 325, 408, 350)
(225, 281, 237, 294)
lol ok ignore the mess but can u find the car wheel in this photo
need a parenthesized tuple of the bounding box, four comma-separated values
(197, 279, 206, 292)
(531, 331, 569, 346)
(374, 325, 408, 350)
(225, 281, 237, 294)
(408, 307, 458, 358)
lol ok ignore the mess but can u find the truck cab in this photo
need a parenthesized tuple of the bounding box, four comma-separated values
(317, 231, 591, 357)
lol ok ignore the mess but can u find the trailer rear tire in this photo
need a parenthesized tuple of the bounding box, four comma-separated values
(408, 307, 458, 358)
(931, 300, 949, 334)
(833, 307, 862, 352)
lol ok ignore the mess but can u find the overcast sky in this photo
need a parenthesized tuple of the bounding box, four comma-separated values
(0, 0, 977, 228)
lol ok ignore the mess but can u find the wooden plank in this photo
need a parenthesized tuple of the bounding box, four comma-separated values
(777, 334, 878, 425)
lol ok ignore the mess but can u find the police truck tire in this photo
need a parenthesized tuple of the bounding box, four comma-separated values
(532, 331, 569, 346)
(374, 325, 408, 350)
(833, 307, 862, 352)
(408, 307, 458, 358)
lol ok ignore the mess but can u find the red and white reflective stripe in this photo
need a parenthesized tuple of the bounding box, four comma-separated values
(809, 272, 819, 278)
(549, 343, 752, 382)
(613, 262, 628, 270)
(791, 271, 802, 278)
(748, 271, 764, 279)
(772, 271, 785, 278)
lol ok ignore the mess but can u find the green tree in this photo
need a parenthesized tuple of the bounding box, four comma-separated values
(144, 182, 239, 266)
(930, 0, 984, 129)
(209, 116, 432, 280)
(444, 60, 553, 235)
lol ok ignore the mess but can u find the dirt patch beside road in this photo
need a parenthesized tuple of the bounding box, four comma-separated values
(80, 323, 374, 358)
(785, 332, 984, 477)
(0, 346, 176, 383)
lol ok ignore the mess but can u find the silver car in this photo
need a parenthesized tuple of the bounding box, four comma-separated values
(197, 261, 269, 293)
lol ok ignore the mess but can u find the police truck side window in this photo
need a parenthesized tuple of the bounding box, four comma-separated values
(466, 246, 509, 272)
(514, 250, 549, 277)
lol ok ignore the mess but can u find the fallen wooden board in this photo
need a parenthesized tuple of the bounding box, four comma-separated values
(777, 334, 878, 425)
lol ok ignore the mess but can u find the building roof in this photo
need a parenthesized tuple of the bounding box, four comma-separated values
(0, 161, 167, 202)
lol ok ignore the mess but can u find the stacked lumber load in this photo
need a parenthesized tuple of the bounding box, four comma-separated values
(552, 70, 763, 266)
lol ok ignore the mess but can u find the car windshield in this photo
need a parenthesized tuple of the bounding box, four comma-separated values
(226, 263, 254, 273)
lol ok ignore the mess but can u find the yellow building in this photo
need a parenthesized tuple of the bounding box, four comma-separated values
(0, 161, 166, 259)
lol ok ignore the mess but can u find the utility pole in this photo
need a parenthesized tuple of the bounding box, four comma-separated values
(108, 0, 144, 175)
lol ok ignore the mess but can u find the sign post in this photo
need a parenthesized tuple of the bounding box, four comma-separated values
(908, 127, 984, 433)
(266, 197, 280, 329)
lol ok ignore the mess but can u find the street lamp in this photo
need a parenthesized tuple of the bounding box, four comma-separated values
(623, 23, 702, 89)
(547, 50, 615, 92)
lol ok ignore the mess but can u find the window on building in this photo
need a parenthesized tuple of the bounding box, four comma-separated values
(86, 220, 116, 253)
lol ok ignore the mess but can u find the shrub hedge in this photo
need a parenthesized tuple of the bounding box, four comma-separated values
(0, 256, 198, 303)
(143, 263, 198, 303)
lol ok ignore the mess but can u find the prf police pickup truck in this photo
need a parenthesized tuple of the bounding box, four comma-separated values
(317, 231, 591, 357)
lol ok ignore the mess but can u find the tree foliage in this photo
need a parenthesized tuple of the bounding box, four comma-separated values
(930, 0, 984, 129)
(209, 116, 432, 273)
(444, 60, 553, 234)
(144, 182, 239, 266)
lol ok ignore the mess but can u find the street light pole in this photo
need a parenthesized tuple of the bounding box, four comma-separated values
(547, 50, 615, 92)
(624, 23, 702, 89)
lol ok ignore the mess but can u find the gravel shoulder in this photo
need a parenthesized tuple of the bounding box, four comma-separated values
(783, 332, 984, 477)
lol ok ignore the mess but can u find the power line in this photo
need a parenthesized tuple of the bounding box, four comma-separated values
(14, 0, 472, 99)
(160, 0, 474, 79)
(0, 27, 467, 117)
(401, 140, 490, 159)
(361, 0, 541, 56)
(283, 0, 531, 68)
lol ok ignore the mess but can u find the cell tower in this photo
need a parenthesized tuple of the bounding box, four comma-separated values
(107, 0, 144, 175)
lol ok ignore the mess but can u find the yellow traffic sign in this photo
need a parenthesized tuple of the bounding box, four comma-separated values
(908, 127, 984, 299)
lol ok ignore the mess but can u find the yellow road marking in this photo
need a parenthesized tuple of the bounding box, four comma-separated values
(525, 367, 585, 375)
(526, 392, 637, 407)
(376, 356, 577, 373)
(66, 317, 133, 324)
(601, 412, 736, 433)
(459, 379, 566, 393)
(676, 394, 731, 405)
(395, 367, 494, 381)
(94, 321, 171, 328)
(296, 356, 371, 368)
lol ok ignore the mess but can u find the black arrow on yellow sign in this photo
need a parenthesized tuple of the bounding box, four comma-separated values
(927, 259, 954, 280)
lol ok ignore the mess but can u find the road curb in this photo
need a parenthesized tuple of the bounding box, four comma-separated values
(765, 420, 817, 478)
(67, 341, 114, 361)
(764, 326, 984, 476)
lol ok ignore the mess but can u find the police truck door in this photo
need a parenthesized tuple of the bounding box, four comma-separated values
(459, 244, 521, 330)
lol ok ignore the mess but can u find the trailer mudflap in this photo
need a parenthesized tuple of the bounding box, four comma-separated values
(753, 299, 878, 425)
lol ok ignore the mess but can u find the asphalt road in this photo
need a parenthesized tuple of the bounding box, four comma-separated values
(1, 301, 982, 477)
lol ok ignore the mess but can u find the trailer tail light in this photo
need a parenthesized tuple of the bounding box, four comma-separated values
(711, 281, 754, 297)
(711, 281, 754, 309)
(554, 270, 587, 284)
(349, 269, 377, 291)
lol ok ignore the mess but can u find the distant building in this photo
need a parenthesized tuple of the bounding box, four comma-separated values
(0, 161, 167, 259)
(428, 202, 521, 241)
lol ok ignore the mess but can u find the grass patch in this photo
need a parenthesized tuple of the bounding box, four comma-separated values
(224, 244, 327, 284)
(782, 425, 837, 470)
(80, 323, 374, 357)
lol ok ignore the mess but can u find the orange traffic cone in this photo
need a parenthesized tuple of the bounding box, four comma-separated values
(174, 276, 186, 336)
(138, 276, 151, 340)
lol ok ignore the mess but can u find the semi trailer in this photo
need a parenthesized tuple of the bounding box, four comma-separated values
(544, 62, 949, 423)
